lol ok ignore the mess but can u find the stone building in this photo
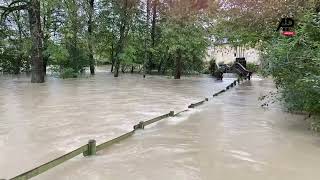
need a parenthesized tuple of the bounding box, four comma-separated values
(206, 39, 260, 65)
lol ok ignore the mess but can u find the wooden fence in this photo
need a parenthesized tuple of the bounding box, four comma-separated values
(4, 76, 250, 180)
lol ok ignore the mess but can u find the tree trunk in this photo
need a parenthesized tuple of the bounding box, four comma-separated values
(114, 57, 120, 77)
(158, 53, 169, 73)
(29, 0, 44, 83)
(316, 0, 320, 13)
(13, 57, 21, 75)
(15, 12, 23, 75)
(42, 2, 52, 76)
(149, 0, 158, 70)
(151, 0, 157, 47)
(114, 33, 124, 77)
(143, 0, 151, 77)
(110, 61, 114, 73)
(174, 49, 182, 79)
(158, 58, 163, 73)
(43, 57, 48, 75)
(114, 0, 128, 77)
(121, 65, 125, 73)
(114, 24, 125, 77)
(110, 43, 115, 72)
(88, 0, 95, 75)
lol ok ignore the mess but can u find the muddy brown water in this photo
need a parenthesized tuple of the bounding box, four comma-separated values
(0, 71, 319, 180)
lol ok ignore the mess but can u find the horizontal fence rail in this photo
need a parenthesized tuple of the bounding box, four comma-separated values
(96, 131, 135, 152)
(174, 109, 189, 116)
(213, 90, 226, 97)
(188, 98, 209, 108)
(11, 145, 89, 180)
(4, 77, 251, 180)
(143, 112, 174, 126)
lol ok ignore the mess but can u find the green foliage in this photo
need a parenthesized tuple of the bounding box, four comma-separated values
(261, 12, 320, 119)
(0, 11, 31, 74)
(208, 58, 217, 75)
(1, 0, 212, 77)
(60, 68, 78, 79)
(246, 62, 259, 73)
(213, 0, 320, 130)
(154, 18, 209, 74)
(45, 43, 69, 67)
(45, 41, 89, 75)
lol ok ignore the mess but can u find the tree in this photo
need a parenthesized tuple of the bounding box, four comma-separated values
(87, 0, 95, 75)
(158, 0, 210, 79)
(0, 9, 30, 74)
(213, 0, 310, 46)
(112, 0, 138, 77)
(1, 0, 45, 83)
(214, 0, 320, 129)
(0, 0, 216, 79)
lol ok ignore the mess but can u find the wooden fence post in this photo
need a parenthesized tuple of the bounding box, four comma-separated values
(88, 139, 96, 156)
(134, 121, 145, 130)
(188, 104, 195, 108)
(84, 140, 96, 156)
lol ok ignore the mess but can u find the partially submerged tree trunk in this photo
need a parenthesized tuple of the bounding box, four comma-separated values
(114, 0, 131, 77)
(114, 23, 125, 77)
(174, 49, 182, 79)
(150, 0, 158, 71)
(42, 8, 50, 76)
(143, 0, 151, 77)
(41, 1, 56, 76)
(29, 0, 45, 83)
(88, 0, 95, 75)
(14, 11, 24, 74)
(158, 53, 170, 73)
(110, 43, 115, 73)
(158, 58, 163, 73)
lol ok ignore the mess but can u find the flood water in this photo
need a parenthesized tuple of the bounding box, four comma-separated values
(1, 70, 319, 180)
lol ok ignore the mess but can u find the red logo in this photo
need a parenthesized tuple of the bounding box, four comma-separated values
(281, 31, 296, 37)
(277, 18, 296, 37)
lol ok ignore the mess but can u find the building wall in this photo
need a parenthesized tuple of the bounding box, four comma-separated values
(206, 44, 260, 65)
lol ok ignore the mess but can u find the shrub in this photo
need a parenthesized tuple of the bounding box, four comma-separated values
(60, 68, 78, 79)
(208, 58, 217, 75)
(246, 62, 259, 73)
(260, 12, 320, 130)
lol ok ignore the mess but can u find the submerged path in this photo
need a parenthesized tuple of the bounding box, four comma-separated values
(0, 73, 233, 179)
(31, 77, 320, 180)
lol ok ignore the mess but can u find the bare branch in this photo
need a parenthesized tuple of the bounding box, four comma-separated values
(1, 0, 29, 23)
(7, 0, 29, 7)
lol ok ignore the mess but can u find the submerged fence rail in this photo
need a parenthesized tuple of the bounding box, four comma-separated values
(143, 112, 174, 127)
(96, 131, 135, 152)
(4, 76, 250, 180)
(11, 145, 89, 180)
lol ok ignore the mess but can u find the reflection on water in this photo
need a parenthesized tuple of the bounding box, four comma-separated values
(1, 73, 319, 180)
